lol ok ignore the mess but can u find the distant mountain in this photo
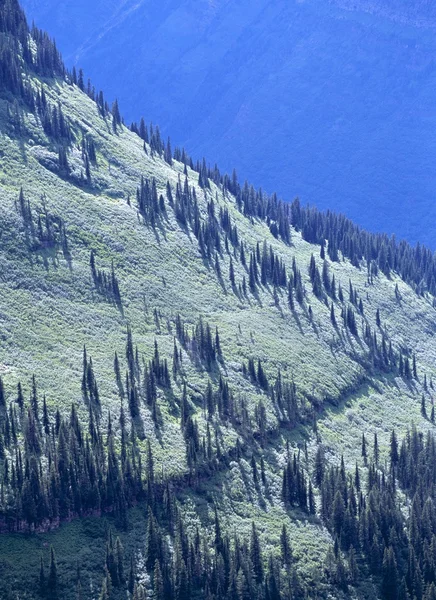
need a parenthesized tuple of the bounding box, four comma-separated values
(20, 0, 436, 247)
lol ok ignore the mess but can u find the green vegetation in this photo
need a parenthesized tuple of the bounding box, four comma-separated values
(2, 0, 436, 598)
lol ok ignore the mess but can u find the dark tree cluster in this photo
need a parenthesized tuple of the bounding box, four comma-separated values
(0, 0, 76, 162)
(136, 176, 165, 226)
(16, 189, 70, 258)
(81, 346, 101, 408)
(0, 0, 64, 99)
(244, 358, 269, 391)
(0, 356, 309, 599)
(172, 145, 194, 170)
(174, 314, 222, 371)
(315, 426, 436, 600)
(119, 328, 170, 424)
(90, 251, 122, 308)
(198, 197, 223, 259)
(241, 363, 300, 432)
(289, 198, 436, 297)
(257, 240, 287, 288)
(198, 157, 210, 189)
(304, 250, 418, 379)
(35, 86, 72, 142)
(98, 507, 304, 600)
(204, 376, 235, 423)
(95, 87, 111, 118)
(221, 167, 436, 303)
(137, 176, 289, 305)
(342, 305, 358, 336)
(0, 372, 310, 598)
(130, 119, 168, 159)
(272, 370, 299, 427)
(173, 175, 200, 231)
(288, 258, 305, 307)
(0, 376, 144, 531)
(38, 477, 305, 600)
(228, 180, 291, 245)
(80, 134, 97, 182)
(309, 253, 323, 299)
(282, 453, 315, 515)
(219, 205, 240, 248)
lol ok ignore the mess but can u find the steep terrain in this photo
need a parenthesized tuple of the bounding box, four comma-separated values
(19, 0, 436, 247)
(2, 2, 436, 599)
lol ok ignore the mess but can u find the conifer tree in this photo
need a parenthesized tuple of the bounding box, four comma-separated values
(381, 546, 398, 600)
(112, 99, 122, 130)
(280, 524, 292, 568)
(154, 559, 165, 600)
(47, 546, 58, 599)
(30, 374, 39, 422)
(421, 394, 427, 418)
(16, 381, 24, 412)
(0, 377, 5, 415)
(373, 432, 379, 465)
(330, 303, 336, 327)
(229, 257, 235, 287)
(361, 433, 367, 463)
(39, 555, 46, 596)
(389, 429, 399, 467)
(250, 522, 263, 584)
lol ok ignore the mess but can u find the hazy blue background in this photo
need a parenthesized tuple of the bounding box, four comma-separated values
(21, 0, 436, 246)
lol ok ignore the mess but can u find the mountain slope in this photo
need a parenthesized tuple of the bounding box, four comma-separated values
(19, 0, 436, 247)
(2, 2, 436, 599)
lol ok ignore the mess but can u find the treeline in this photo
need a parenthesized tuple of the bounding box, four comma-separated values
(226, 169, 436, 300)
(289, 198, 436, 297)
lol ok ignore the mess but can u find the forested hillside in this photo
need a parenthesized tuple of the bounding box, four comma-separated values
(2, 1, 436, 599)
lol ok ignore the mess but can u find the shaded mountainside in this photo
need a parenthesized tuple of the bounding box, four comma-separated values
(19, 0, 436, 247)
(2, 1, 436, 599)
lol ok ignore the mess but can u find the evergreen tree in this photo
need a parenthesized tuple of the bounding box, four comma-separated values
(361, 433, 367, 462)
(390, 429, 399, 468)
(250, 522, 263, 584)
(30, 374, 39, 421)
(421, 394, 427, 418)
(112, 99, 122, 130)
(229, 257, 235, 287)
(39, 555, 46, 596)
(280, 524, 292, 568)
(373, 432, 379, 466)
(153, 559, 165, 600)
(47, 546, 58, 599)
(16, 381, 24, 411)
(382, 546, 398, 600)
